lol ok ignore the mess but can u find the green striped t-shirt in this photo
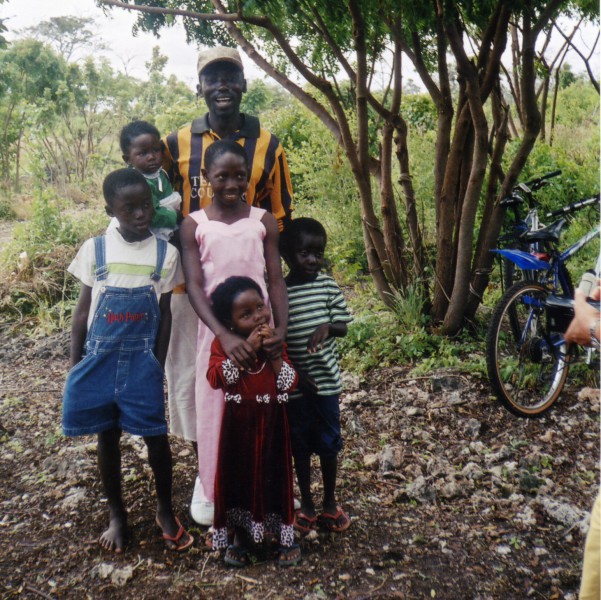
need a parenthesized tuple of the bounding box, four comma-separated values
(286, 273, 352, 397)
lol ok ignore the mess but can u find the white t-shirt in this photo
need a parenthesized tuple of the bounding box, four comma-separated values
(68, 228, 184, 328)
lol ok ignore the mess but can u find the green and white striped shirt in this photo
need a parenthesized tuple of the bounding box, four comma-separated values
(286, 273, 352, 397)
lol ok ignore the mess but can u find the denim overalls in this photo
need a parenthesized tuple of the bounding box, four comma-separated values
(62, 235, 169, 437)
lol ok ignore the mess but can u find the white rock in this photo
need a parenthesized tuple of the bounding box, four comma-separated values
(536, 496, 589, 534)
(380, 445, 404, 471)
(61, 488, 86, 509)
(461, 462, 484, 481)
(111, 566, 134, 586)
(363, 454, 379, 469)
(91, 563, 115, 579)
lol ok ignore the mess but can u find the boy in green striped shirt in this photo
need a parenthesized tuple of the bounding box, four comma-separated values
(281, 218, 353, 534)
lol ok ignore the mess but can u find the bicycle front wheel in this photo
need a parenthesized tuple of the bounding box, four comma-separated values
(486, 281, 569, 417)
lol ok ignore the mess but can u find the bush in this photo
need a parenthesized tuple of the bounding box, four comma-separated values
(0, 190, 105, 333)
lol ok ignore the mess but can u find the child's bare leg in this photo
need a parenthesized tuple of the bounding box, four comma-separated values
(320, 454, 338, 514)
(145, 434, 192, 549)
(294, 454, 316, 518)
(97, 428, 128, 553)
(319, 454, 349, 531)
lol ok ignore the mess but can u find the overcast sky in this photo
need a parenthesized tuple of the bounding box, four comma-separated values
(0, 0, 265, 90)
(2, 0, 599, 92)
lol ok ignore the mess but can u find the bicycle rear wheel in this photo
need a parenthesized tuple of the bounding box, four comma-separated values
(486, 281, 569, 417)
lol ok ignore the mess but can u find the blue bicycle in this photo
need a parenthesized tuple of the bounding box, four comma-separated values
(486, 195, 600, 417)
(496, 170, 561, 290)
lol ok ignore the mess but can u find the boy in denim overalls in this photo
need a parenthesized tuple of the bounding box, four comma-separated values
(62, 169, 193, 553)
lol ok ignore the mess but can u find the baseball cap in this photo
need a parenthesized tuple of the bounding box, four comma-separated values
(197, 47, 244, 76)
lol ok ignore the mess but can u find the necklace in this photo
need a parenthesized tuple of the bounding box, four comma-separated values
(246, 361, 266, 375)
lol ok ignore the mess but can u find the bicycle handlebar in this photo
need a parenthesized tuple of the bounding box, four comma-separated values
(546, 194, 600, 218)
(500, 170, 562, 208)
(523, 169, 562, 191)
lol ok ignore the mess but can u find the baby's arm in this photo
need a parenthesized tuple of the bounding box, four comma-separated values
(307, 322, 348, 353)
(261, 212, 288, 359)
(70, 283, 92, 367)
(206, 338, 240, 391)
(275, 346, 298, 394)
(155, 291, 172, 368)
(180, 216, 257, 370)
(152, 202, 178, 230)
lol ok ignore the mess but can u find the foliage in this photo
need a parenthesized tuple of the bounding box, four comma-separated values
(0, 39, 68, 189)
(339, 287, 487, 377)
(132, 46, 198, 134)
(271, 102, 367, 282)
(401, 94, 437, 132)
(0, 191, 104, 332)
(22, 16, 103, 61)
(102, 0, 600, 336)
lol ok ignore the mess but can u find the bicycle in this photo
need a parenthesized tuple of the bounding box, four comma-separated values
(486, 194, 600, 417)
(495, 170, 561, 291)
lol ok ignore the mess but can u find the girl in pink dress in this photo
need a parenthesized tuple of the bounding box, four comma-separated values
(179, 140, 288, 526)
(207, 276, 299, 567)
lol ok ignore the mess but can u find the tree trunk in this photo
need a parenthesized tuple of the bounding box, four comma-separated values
(380, 120, 407, 289)
(440, 21, 490, 335)
(465, 9, 544, 322)
(394, 118, 425, 284)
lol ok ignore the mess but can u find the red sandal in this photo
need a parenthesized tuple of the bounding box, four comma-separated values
(318, 506, 350, 532)
(293, 509, 318, 534)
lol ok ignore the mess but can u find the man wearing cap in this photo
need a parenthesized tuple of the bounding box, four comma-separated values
(162, 46, 293, 526)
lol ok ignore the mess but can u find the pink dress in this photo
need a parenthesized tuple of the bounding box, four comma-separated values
(189, 206, 269, 503)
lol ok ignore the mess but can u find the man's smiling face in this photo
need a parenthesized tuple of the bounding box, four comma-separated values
(198, 62, 246, 119)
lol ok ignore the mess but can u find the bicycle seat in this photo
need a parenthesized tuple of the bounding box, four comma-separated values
(522, 218, 566, 243)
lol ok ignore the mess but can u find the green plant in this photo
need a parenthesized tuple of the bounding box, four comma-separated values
(0, 189, 105, 333)
(0, 193, 15, 220)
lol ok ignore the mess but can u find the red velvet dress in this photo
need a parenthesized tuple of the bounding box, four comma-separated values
(207, 338, 298, 550)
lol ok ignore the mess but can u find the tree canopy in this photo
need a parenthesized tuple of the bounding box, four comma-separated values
(84, 2, 601, 330)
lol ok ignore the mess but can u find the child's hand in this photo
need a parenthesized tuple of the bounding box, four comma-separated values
(247, 325, 265, 352)
(262, 326, 284, 359)
(307, 323, 330, 353)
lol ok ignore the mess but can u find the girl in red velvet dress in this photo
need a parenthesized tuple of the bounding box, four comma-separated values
(207, 276, 300, 567)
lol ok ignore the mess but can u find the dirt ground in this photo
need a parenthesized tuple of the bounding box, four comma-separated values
(0, 329, 599, 599)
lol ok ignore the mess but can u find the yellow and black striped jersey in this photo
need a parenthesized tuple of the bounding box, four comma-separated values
(162, 113, 293, 231)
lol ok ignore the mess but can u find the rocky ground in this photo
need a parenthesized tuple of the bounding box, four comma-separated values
(0, 330, 599, 599)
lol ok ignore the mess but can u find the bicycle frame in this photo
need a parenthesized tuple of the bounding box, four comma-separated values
(490, 224, 600, 294)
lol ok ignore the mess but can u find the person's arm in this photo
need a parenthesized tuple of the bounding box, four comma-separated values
(154, 291, 172, 368)
(269, 143, 293, 232)
(151, 203, 178, 229)
(206, 337, 241, 391)
(70, 283, 92, 367)
(307, 322, 348, 353)
(180, 216, 257, 369)
(274, 345, 298, 393)
(261, 212, 288, 359)
(565, 286, 601, 347)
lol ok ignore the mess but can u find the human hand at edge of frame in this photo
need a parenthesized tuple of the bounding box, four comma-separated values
(219, 329, 257, 371)
(565, 283, 601, 347)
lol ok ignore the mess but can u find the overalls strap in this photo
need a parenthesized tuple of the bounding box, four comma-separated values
(94, 236, 166, 282)
(93, 235, 108, 281)
(151, 239, 167, 282)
